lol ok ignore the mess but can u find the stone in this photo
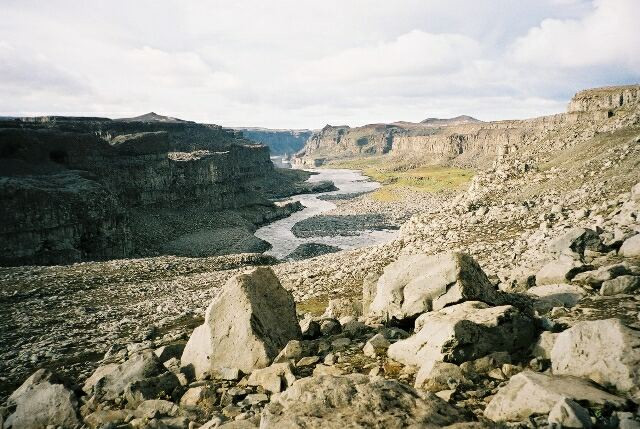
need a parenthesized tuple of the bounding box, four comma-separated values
(181, 268, 301, 378)
(550, 227, 602, 257)
(484, 371, 626, 422)
(601, 275, 640, 295)
(319, 318, 342, 336)
(154, 343, 186, 363)
(536, 259, 587, 285)
(368, 252, 504, 323)
(572, 263, 631, 287)
(527, 284, 585, 308)
(312, 364, 345, 376)
(331, 337, 351, 350)
(460, 352, 512, 375)
(620, 234, 640, 257)
(218, 367, 242, 381)
(180, 385, 215, 408)
(548, 398, 592, 429)
(260, 374, 464, 428)
(362, 271, 381, 316)
(5, 369, 80, 429)
(247, 362, 296, 393)
(388, 302, 535, 372)
(362, 333, 390, 357)
(300, 317, 321, 340)
(82, 363, 118, 394)
(84, 410, 140, 429)
(296, 356, 320, 367)
(341, 319, 367, 337)
(237, 393, 269, 407)
(414, 361, 468, 392)
(124, 371, 181, 407)
(89, 350, 166, 400)
(322, 297, 362, 319)
(273, 340, 315, 363)
(551, 319, 640, 397)
(532, 331, 558, 359)
(137, 399, 180, 418)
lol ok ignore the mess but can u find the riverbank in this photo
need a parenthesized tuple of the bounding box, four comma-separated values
(254, 168, 399, 260)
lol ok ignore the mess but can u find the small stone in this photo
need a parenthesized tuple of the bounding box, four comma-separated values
(296, 356, 320, 367)
(363, 334, 390, 358)
(548, 397, 592, 428)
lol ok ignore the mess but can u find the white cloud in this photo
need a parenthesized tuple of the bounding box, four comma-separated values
(511, 0, 640, 70)
(0, 0, 638, 127)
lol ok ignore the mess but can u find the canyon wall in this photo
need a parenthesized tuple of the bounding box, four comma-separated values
(235, 127, 313, 155)
(293, 85, 640, 167)
(0, 116, 294, 266)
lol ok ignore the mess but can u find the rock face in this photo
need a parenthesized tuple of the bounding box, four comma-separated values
(0, 115, 308, 266)
(181, 267, 301, 377)
(260, 374, 464, 428)
(294, 85, 640, 167)
(484, 370, 627, 422)
(235, 127, 312, 155)
(6, 369, 80, 429)
(367, 252, 503, 322)
(551, 319, 640, 397)
(387, 301, 535, 371)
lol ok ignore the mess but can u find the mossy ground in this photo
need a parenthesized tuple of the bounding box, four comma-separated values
(328, 156, 474, 201)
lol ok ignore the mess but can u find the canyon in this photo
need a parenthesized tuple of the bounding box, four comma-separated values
(2, 84, 640, 429)
(0, 115, 313, 266)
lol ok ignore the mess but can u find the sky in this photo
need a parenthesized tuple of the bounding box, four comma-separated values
(1, 0, 639, 129)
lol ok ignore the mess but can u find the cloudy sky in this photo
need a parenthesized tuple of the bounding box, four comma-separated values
(1, 0, 639, 128)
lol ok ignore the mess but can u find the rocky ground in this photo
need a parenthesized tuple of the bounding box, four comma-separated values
(2, 91, 640, 428)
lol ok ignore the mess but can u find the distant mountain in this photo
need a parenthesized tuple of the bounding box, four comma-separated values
(234, 127, 314, 155)
(116, 112, 190, 123)
(419, 115, 481, 126)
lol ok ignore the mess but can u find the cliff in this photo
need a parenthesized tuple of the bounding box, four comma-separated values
(293, 85, 640, 167)
(235, 127, 313, 155)
(0, 115, 305, 266)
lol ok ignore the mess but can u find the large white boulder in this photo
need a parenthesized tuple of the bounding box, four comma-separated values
(367, 252, 503, 322)
(87, 350, 166, 400)
(260, 374, 464, 428)
(181, 267, 301, 377)
(484, 370, 626, 422)
(551, 319, 640, 398)
(620, 234, 640, 257)
(6, 369, 80, 429)
(387, 301, 535, 371)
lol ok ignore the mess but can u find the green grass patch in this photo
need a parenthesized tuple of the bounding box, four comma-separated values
(328, 156, 474, 196)
(296, 296, 328, 316)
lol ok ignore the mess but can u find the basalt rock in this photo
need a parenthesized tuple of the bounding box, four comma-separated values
(181, 267, 301, 377)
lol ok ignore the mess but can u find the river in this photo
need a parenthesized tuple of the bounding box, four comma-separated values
(254, 168, 399, 259)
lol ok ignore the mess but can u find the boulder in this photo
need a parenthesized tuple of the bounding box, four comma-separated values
(415, 361, 468, 392)
(180, 385, 215, 408)
(484, 371, 626, 422)
(84, 410, 140, 429)
(531, 331, 558, 359)
(362, 270, 381, 316)
(387, 301, 535, 371)
(124, 371, 181, 407)
(273, 340, 315, 364)
(620, 234, 640, 257)
(181, 267, 301, 378)
(136, 399, 180, 418)
(527, 284, 585, 311)
(362, 333, 390, 357)
(551, 319, 640, 397)
(89, 350, 166, 400)
(368, 252, 504, 323)
(6, 369, 80, 429)
(550, 228, 602, 257)
(260, 374, 464, 428)
(322, 297, 362, 319)
(548, 398, 592, 429)
(572, 263, 631, 287)
(601, 275, 640, 295)
(247, 362, 296, 393)
(536, 259, 587, 285)
(300, 317, 321, 340)
(154, 343, 186, 363)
